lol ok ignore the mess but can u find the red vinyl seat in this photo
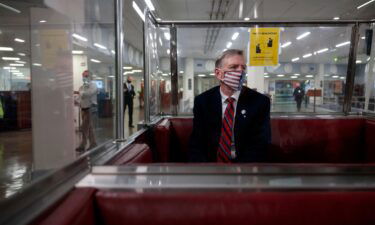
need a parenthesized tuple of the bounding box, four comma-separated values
(154, 117, 375, 163)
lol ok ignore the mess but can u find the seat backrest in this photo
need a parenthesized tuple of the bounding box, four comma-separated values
(33, 188, 97, 225)
(365, 119, 375, 162)
(107, 143, 153, 165)
(95, 190, 375, 225)
(270, 118, 365, 163)
(169, 118, 193, 162)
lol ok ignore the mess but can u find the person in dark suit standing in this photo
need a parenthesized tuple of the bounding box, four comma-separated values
(189, 49, 271, 163)
(293, 83, 305, 112)
(124, 76, 136, 128)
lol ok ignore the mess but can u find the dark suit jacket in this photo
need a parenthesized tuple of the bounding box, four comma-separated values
(188, 86, 271, 162)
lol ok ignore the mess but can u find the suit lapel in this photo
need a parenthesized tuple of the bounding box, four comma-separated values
(211, 87, 222, 145)
(234, 88, 250, 149)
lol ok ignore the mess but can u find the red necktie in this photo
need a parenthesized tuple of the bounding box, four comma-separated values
(217, 97, 235, 162)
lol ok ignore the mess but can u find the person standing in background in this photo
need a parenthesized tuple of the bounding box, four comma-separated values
(76, 70, 98, 152)
(293, 83, 305, 112)
(124, 76, 136, 128)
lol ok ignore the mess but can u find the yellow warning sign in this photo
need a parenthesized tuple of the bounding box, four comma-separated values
(249, 28, 280, 66)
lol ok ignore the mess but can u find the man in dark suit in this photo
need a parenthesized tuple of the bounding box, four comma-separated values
(189, 49, 271, 162)
(124, 76, 136, 128)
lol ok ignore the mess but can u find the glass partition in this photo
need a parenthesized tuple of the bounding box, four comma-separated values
(0, 0, 116, 199)
(175, 25, 354, 114)
(352, 23, 375, 113)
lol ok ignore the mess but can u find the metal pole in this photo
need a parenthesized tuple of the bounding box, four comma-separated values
(115, 0, 124, 140)
(343, 23, 360, 114)
(313, 88, 316, 113)
(144, 11, 151, 124)
(170, 25, 178, 116)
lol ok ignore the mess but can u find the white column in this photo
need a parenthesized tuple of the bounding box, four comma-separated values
(31, 7, 75, 170)
(247, 66, 265, 93)
(183, 58, 194, 111)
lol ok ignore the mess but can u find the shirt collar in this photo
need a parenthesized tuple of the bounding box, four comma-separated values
(219, 87, 240, 104)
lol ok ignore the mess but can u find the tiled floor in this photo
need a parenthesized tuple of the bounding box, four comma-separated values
(0, 106, 144, 200)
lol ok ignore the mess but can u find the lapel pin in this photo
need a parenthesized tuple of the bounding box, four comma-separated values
(241, 109, 246, 118)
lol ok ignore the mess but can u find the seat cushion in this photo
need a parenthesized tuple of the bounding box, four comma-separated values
(365, 119, 375, 162)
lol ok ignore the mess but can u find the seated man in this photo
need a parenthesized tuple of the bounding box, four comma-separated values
(189, 49, 271, 163)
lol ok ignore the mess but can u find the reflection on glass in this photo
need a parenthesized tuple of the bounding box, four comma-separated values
(176, 26, 353, 114)
(0, 0, 116, 198)
(352, 24, 375, 113)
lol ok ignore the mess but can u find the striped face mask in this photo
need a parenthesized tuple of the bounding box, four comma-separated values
(222, 70, 246, 91)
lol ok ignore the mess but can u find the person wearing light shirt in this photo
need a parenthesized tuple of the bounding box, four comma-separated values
(76, 70, 98, 152)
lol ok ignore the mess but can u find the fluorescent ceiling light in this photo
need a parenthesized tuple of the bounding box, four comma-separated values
(264, 73, 268, 75)
(10, 63, 24, 66)
(72, 33, 88, 42)
(294, 73, 300, 76)
(167, 49, 170, 54)
(3, 67, 16, 70)
(291, 76, 298, 78)
(316, 48, 329, 54)
(336, 41, 350, 47)
(296, 32, 311, 40)
(111, 50, 115, 54)
(292, 57, 300, 62)
(39, 20, 47, 23)
(180, 71, 184, 73)
(303, 53, 312, 58)
(133, 1, 145, 22)
(2, 57, 20, 61)
(164, 32, 170, 40)
(210, 73, 215, 76)
(72, 50, 84, 54)
(133, 70, 142, 72)
(10, 69, 19, 72)
(108, 75, 115, 78)
(340, 77, 345, 79)
(332, 75, 339, 78)
(0, 3, 21, 13)
(356, 60, 362, 63)
(281, 41, 292, 48)
(33, 63, 42, 67)
(18, 53, 26, 56)
(226, 42, 232, 48)
(94, 43, 107, 50)
(264, 75, 269, 78)
(223, 48, 227, 52)
(198, 74, 206, 77)
(333, 17, 340, 20)
(281, 42, 291, 48)
(0, 47, 13, 51)
(162, 73, 168, 76)
(15, 38, 25, 43)
(159, 37, 163, 46)
(123, 67, 133, 69)
(277, 74, 285, 77)
(90, 59, 101, 63)
(232, 32, 239, 40)
(306, 75, 314, 78)
(15, 61, 26, 64)
(361, 36, 365, 40)
(144, 0, 155, 11)
(357, 0, 375, 9)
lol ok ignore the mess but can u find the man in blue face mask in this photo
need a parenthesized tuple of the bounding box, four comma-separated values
(189, 49, 271, 163)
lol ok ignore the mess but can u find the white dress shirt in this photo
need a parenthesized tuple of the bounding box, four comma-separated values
(79, 81, 98, 109)
(219, 88, 240, 159)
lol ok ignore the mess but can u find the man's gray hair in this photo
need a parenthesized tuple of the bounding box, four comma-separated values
(215, 49, 244, 68)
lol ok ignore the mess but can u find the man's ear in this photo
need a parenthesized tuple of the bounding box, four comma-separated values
(215, 68, 224, 81)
